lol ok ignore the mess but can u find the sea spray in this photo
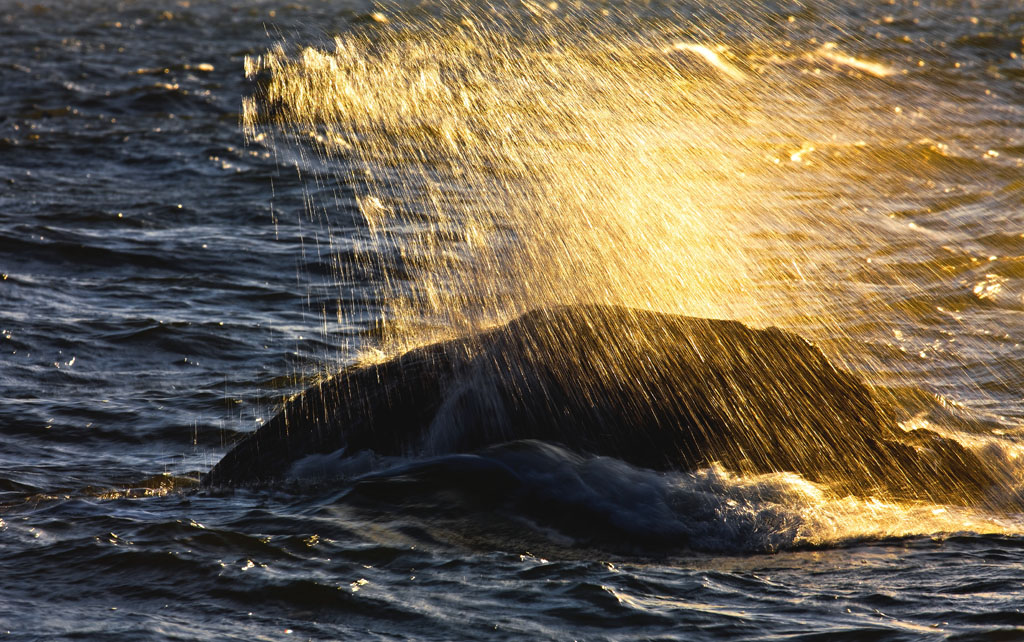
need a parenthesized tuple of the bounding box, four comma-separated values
(237, 0, 1024, 536)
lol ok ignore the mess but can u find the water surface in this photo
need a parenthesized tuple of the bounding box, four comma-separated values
(2, 0, 1023, 639)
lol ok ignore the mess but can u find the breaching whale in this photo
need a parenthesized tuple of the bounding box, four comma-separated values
(204, 305, 999, 504)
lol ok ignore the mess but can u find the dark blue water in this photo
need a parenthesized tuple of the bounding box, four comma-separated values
(2, 0, 1024, 639)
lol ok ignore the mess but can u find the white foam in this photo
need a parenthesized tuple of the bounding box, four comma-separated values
(481, 443, 1024, 552)
(287, 437, 1024, 553)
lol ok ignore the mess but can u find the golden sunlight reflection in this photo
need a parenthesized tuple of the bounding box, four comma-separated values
(243, 20, 773, 345)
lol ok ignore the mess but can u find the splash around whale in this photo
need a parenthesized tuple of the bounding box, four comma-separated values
(205, 305, 1001, 505)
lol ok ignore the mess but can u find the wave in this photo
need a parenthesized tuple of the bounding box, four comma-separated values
(288, 440, 1024, 554)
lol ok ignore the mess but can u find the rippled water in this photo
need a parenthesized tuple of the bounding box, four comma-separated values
(2, 0, 1023, 639)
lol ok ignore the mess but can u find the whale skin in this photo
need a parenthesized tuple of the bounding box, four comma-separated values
(204, 305, 998, 504)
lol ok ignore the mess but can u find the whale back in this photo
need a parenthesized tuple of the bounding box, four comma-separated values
(204, 305, 998, 504)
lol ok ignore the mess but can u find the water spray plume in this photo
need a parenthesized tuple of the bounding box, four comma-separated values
(238, 1, 1024, 522)
(243, 10, 767, 344)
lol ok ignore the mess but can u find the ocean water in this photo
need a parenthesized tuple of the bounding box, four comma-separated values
(2, 0, 1024, 639)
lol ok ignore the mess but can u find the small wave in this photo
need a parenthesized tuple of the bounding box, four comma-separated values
(0, 228, 181, 272)
(290, 440, 1024, 554)
(73, 79, 227, 118)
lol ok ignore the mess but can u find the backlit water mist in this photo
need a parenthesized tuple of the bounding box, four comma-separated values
(241, 0, 1024, 510)
(2, 0, 1023, 639)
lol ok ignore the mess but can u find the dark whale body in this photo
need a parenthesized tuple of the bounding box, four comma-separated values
(205, 305, 998, 504)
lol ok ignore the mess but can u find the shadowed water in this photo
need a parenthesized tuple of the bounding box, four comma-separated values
(1, 0, 1023, 639)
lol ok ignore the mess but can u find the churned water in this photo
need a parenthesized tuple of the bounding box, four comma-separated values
(2, 0, 1023, 639)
